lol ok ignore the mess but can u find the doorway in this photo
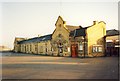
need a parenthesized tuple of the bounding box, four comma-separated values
(71, 44, 78, 57)
(58, 43, 63, 56)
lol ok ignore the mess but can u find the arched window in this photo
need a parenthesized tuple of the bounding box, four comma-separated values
(59, 24, 61, 27)
(58, 34, 62, 37)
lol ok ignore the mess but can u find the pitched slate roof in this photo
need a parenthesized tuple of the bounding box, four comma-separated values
(66, 25, 80, 32)
(70, 27, 88, 37)
(18, 34, 52, 44)
(106, 29, 120, 36)
(14, 37, 25, 43)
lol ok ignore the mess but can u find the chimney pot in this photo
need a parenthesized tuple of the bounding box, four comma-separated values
(93, 21, 98, 25)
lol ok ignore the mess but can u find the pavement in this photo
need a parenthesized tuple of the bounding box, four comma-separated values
(1, 52, 119, 79)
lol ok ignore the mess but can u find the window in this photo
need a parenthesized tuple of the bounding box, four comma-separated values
(59, 48, 63, 53)
(30, 44, 32, 52)
(35, 45, 37, 51)
(98, 47, 102, 52)
(79, 44, 83, 50)
(25, 45, 26, 52)
(40, 46, 43, 53)
(116, 40, 119, 42)
(58, 44, 63, 53)
(27, 45, 29, 52)
(92, 45, 102, 53)
(68, 47, 70, 52)
(58, 34, 62, 38)
(78, 43, 83, 53)
(93, 46, 98, 52)
(106, 40, 113, 42)
(51, 47, 53, 51)
(64, 46, 68, 52)
(93, 47, 96, 52)
(45, 43, 47, 52)
(59, 24, 61, 27)
(46, 48, 47, 52)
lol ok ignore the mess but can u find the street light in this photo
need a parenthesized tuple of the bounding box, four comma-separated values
(83, 36, 85, 58)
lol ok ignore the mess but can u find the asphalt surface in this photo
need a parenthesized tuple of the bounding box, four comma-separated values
(1, 52, 119, 79)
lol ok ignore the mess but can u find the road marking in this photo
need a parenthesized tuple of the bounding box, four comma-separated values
(3, 62, 88, 65)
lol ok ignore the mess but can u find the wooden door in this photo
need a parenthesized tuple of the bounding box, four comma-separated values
(71, 44, 78, 57)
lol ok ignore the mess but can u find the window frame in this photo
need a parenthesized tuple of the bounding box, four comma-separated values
(92, 45, 103, 53)
(78, 43, 84, 53)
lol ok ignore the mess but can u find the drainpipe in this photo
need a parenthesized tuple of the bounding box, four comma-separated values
(84, 36, 86, 58)
(104, 36, 106, 57)
(74, 29, 77, 43)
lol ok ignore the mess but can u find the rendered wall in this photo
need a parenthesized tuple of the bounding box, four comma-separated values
(86, 21, 106, 57)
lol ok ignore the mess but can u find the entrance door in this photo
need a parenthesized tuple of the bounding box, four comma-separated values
(71, 44, 78, 57)
(107, 47, 119, 56)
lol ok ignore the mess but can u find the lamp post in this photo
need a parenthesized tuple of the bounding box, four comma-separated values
(83, 36, 86, 58)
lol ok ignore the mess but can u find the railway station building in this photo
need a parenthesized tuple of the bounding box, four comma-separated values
(14, 16, 106, 57)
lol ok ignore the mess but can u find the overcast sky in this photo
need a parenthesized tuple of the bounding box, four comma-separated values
(0, 0, 119, 49)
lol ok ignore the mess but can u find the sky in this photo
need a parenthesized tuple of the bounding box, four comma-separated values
(0, 0, 119, 49)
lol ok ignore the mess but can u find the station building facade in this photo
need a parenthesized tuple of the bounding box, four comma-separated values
(14, 16, 106, 57)
(106, 29, 120, 56)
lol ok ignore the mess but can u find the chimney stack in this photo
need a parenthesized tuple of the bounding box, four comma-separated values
(93, 21, 98, 25)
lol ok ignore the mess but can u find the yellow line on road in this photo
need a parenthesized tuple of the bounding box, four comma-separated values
(2, 62, 88, 65)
